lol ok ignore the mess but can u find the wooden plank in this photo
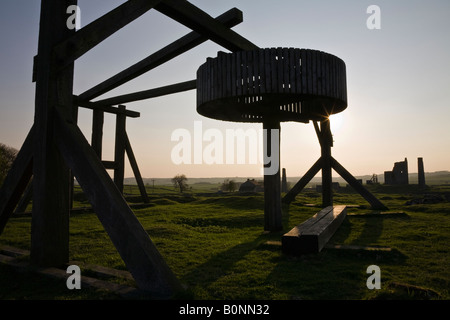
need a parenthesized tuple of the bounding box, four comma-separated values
(302, 205, 347, 251)
(294, 48, 301, 94)
(92, 80, 196, 106)
(78, 8, 245, 101)
(155, 0, 258, 52)
(124, 133, 149, 203)
(53, 0, 163, 71)
(102, 160, 117, 170)
(53, 109, 181, 297)
(282, 205, 347, 255)
(284, 206, 334, 236)
(75, 96, 140, 117)
(0, 126, 34, 234)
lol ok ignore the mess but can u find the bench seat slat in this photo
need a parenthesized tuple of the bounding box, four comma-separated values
(282, 205, 347, 255)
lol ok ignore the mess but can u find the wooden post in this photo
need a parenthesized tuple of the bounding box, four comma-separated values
(91, 109, 104, 158)
(114, 105, 126, 193)
(263, 120, 282, 232)
(125, 133, 149, 203)
(31, 0, 76, 267)
(319, 119, 333, 208)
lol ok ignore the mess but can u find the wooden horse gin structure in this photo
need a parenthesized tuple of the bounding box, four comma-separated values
(0, 0, 386, 297)
(197, 48, 387, 232)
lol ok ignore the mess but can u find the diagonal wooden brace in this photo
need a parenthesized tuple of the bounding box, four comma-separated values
(53, 109, 181, 297)
(0, 126, 34, 234)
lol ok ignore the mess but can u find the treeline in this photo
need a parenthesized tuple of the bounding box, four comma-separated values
(0, 143, 18, 187)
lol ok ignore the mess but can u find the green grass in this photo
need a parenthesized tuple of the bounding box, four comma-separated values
(0, 184, 449, 300)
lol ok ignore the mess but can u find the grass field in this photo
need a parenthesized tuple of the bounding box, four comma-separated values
(0, 182, 449, 300)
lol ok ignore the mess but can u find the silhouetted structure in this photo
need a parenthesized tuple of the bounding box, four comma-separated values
(384, 158, 409, 185)
(0, 0, 262, 298)
(281, 168, 288, 193)
(239, 179, 263, 193)
(418, 157, 426, 187)
(197, 48, 387, 231)
(366, 174, 379, 185)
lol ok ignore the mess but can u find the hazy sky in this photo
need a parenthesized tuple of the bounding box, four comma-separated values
(1, 0, 449, 179)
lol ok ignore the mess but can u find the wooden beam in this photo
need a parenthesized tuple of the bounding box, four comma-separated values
(263, 120, 282, 232)
(125, 133, 149, 203)
(102, 160, 117, 170)
(91, 109, 104, 158)
(14, 179, 33, 214)
(74, 96, 140, 118)
(53, 109, 181, 297)
(320, 120, 333, 207)
(155, 0, 258, 52)
(283, 157, 323, 204)
(331, 157, 388, 210)
(114, 106, 127, 193)
(31, 0, 76, 267)
(78, 8, 245, 101)
(53, 0, 163, 70)
(0, 126, 34, 234)
(282, 205, 347, 255)
(93, 80, 196, 106)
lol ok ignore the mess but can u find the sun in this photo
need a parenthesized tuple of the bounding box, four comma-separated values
(329, 113, 345, 133)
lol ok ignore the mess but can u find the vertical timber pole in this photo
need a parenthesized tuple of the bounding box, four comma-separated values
(320, 119, 333, 208)
(263, 120, 282, 232)
(114, 105, 126, 193)
(31, 0, 76, 266)
(91, 109, 104, 159)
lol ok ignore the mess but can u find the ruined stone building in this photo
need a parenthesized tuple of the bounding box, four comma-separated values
(384, 158, 409, 185)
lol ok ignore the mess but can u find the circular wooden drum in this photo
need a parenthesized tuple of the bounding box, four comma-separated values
(196, 48, 347, 123)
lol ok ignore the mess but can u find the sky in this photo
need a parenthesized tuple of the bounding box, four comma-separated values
(0, 0, 449, 179)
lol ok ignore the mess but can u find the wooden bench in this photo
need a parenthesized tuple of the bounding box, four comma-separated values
(282, 205, 347, 255)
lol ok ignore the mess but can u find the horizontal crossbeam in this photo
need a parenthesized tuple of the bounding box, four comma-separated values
(92, 80, 196, 106)
(53, 0, 163, 70)
(79, 7, 245, 101)
(155, 0, 258, 52)
(74, 96, 140, 118)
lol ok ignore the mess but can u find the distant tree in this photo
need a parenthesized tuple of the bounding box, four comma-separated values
(172, 174, 188, 193)
(221, 179, 237, 192)
(0, 143, 18, 187)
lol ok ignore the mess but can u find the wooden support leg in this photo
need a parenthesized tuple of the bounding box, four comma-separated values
(114, 106, 126, 193)
(283, 157, 323, 204)
(91, 109, 104, 158)
(331, 157, 388, 210)
(31, 0, 76, 267)
(0, 127, 34, 234)
(14, 179, 33, 214)
(125, 133, 149, 203)
(319, 120, 333, 208)
(53, 110, 181, 297)
(263, 120, 282, 232)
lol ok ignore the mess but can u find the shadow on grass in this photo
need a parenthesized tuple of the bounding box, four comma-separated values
(179, 234, 271, 298)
